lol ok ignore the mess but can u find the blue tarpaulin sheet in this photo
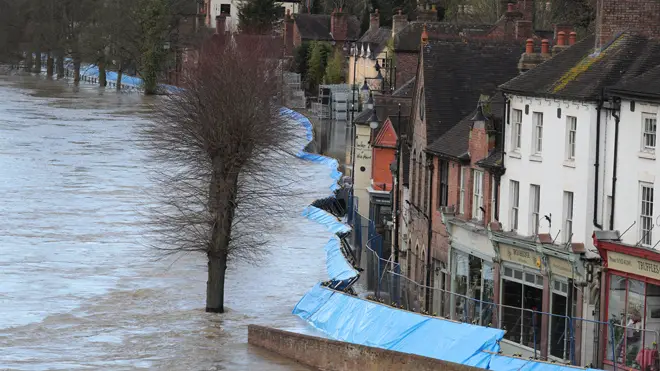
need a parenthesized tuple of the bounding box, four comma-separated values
(293, 284, 504, 364)
(482, 354, 603, 371)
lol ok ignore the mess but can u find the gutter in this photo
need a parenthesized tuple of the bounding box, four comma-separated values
(593, 90, 604, 230)
(609, 98, 621, 230)
(425, 159, 435, 312)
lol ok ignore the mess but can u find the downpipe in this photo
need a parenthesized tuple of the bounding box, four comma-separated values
(609, 99, 621, 230)
(593, 90, 604, 229)
(425, 159, 435, 312)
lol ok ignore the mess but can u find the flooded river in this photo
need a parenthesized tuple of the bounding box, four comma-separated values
(0, 75, 333, 370)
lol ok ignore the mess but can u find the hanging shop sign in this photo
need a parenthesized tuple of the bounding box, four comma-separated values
(500, 244, 542, 269)
(608, 251, 660, 281)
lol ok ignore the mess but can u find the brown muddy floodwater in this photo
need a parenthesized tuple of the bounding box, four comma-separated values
(0, 75, 334, 370)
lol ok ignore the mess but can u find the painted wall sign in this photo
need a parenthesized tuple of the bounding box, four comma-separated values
(500, 244, 541, 269)
(548, 256, 573, 278)
(608, 251, 660, 281)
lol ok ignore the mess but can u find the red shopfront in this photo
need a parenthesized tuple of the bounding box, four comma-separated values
(596, 234, 660, 371)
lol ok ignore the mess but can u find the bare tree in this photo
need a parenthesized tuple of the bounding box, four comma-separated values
(142, 33, 299, 313)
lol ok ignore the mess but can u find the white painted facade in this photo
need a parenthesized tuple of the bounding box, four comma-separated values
(499, 95, 604, 251)
(354, 123, 373, 218)
(208, 0, 300, 32)
(606, 99, 660, 248)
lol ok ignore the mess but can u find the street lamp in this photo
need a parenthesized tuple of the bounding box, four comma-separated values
(368, 109, 379, 130)
(366, 92, 374, 110)
(374, 59, 381, 72)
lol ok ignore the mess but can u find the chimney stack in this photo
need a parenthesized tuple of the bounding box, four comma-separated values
(416, 3, 437, 22)
(569, 31, 577, 46)
(215, 15, 226, 35)
(370, 9, 380, 30)
(518, 38, 552, 74)
(515, 20, 532, 40)
(331, 8, 349, 42)
(392, 10, 408, 38)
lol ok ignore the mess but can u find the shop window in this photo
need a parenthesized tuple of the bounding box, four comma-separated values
(501, 265, 543, 349)
(451, 250, 494, 325)
(550, 279, 575, 360)
(607, 275, 649, 369)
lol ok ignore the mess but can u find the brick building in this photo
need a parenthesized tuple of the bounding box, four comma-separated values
(283, 10, 361, 55)
(403, 37, 523, 314)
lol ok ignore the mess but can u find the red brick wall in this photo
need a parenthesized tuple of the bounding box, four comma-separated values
(330, 11, 349, 43)
(284, 18, 294, 56)
(599, 0, 660, 45)
(372, 147, 395, 191)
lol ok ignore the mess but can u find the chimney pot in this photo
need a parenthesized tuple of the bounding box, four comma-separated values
(398, 9, 402, 15)
(507, 2, 514, 12)
(525, 38, 533, 54)
(541, 39, 550, 55)
(421, 24, 429, 46)
(569, 32, 577, 45)
(431, 4, 436, 11)
(557, 31, 566, 46)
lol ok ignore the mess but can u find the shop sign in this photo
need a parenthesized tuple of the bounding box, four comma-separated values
(548, 256, 573, 278)
(500, 244, 541, 269)
(608, 251, 660, 281)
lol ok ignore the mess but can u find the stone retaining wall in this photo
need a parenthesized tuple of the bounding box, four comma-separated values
(248, 324, 483, 371)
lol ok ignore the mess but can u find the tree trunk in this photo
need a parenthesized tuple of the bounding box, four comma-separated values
(24, 52, 33, 72)
(206, 252, 227, 313)
(116, 67, 123, 91)
(98, 54, 107, 87)
(56, 51, 64, 79)
(73, 57, 81, 85)
(205, 155, 239, 313)
(46, 53, 54, 78)
(33, 50, 42, 74)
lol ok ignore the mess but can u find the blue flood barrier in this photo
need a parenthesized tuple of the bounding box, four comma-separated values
(293, 284, 504, 364)
(281, 107, 357, 283)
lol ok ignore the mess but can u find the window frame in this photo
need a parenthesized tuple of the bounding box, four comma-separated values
(532, 112, 543, 155)
(438, 160, 449, 208)
(530, 184, 540, 236)
(491, 174, 497, 222)
(472, 170, 484, 221)
(639, 182, 654, 247)
(642, 113, 657, 153)
(511, 109, 522, 152)
(510, 180, 520, 231)
(563, 191, 574, 244)
(566, 116, 577, 161)
(220, 3, 231, 14)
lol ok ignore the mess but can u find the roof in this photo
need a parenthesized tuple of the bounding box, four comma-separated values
(393, 22, 492, 52)
(293, 14, 361, 42)
(608, 64, 660, 100)
(426, 114, 471, 159)
(501, 33, 660, 101)
(392, 77, 416, 98)
(421, 39, 523, 146)
(382, 115, 409, 138)
(358, 27, 392, 55)
(354, 105, 399, 125)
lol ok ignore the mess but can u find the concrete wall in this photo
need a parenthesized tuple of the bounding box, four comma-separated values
(248, 324, 483, 371)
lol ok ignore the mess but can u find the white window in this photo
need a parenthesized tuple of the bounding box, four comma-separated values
(566, 116, 577, 160)
(491, 175, 497, 222)
(510, 180, 519, 231)
(563, 191, 574, 244)
(530, 184, 540, 236)
(511, 109, 522, 152)
(642, 113, 657, 153)
(640, 182, 654, 247)
(459, 166, 466, 214)
(532, 112, 543, 155)
(473, 170, 484, 221)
